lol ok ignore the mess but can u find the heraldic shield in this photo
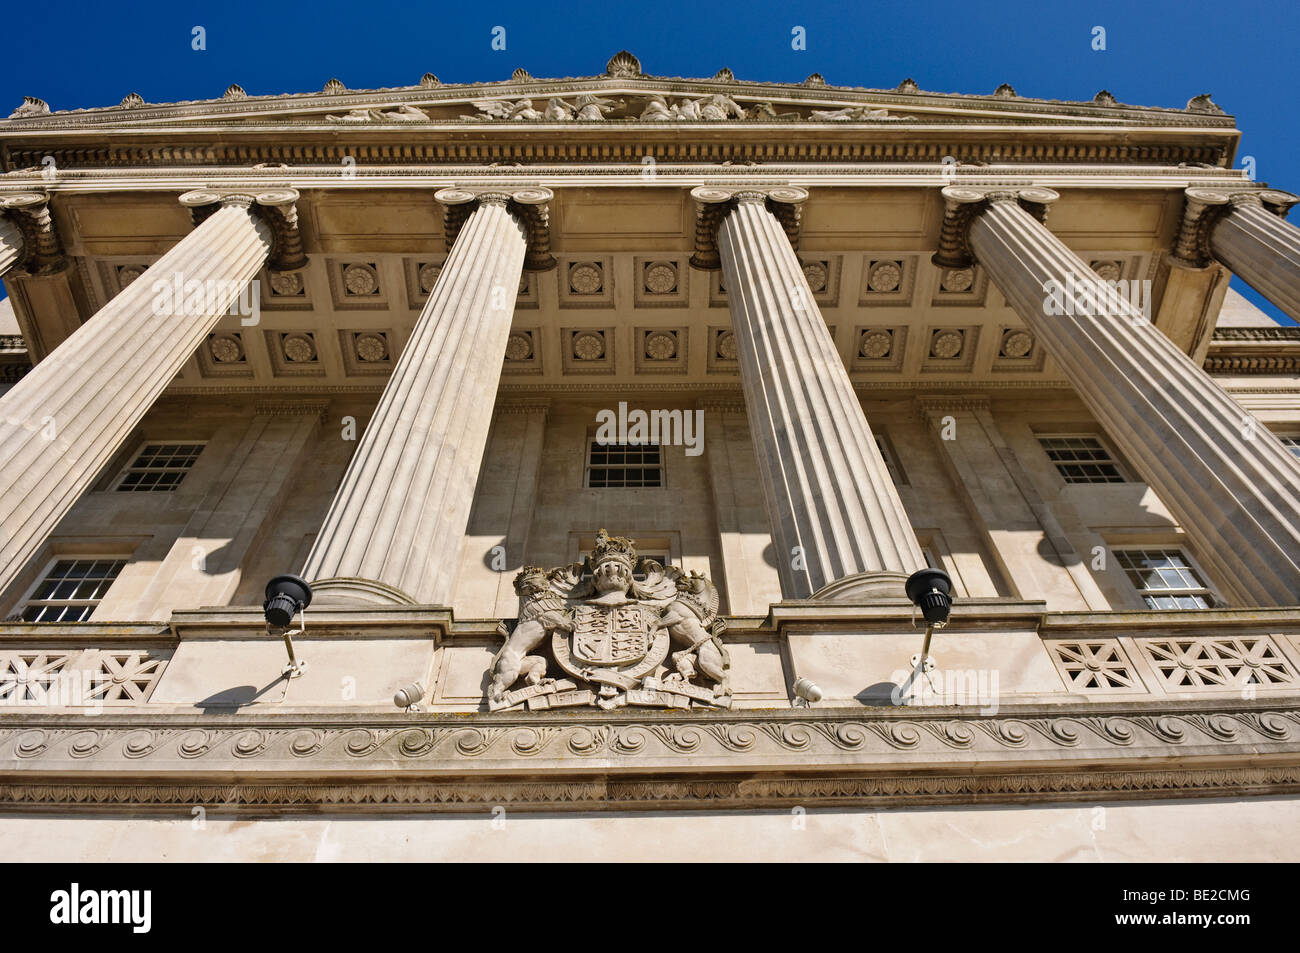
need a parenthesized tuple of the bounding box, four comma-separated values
(553, 603, 669, 696)
(570, 604, 658, 666)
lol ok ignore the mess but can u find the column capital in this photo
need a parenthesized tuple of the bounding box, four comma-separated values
(1171, 187, 1300, 267)
(0, 190, 67, 275)
(932, 185, 1059, 269)
(435, 186, 556, 271)
(179, 186, 307, 271)
(689, 185, 808, 270)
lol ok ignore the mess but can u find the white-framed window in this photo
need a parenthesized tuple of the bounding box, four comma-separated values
(875, 434, 906, 486)
(1279, 435, 1300, 459)
(585, 440, 663, 488)
(115, 442, 205, 492)
(1037, 435, 1127, 484)
(1114, 548, 1218, 610)
(15, 558, 127, 622)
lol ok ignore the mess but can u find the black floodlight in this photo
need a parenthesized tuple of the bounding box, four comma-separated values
(263, 574, 312, 629)
(905, 567, 953, 626)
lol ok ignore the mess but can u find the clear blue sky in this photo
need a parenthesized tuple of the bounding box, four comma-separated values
(2, 0, 1296, 321)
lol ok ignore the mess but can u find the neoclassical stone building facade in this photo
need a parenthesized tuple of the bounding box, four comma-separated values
(1, 54, 1299, 860)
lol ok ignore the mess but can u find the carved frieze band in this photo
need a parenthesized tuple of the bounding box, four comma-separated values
(688, 185, 808, 269)
(178, 186, 307, 271)
(434, 186, 556, 271)
(3, 704, 1296, 765)
(1171, 187, 1300, 268)
(931, 185, 1060, 269)
(0, 191, 67, 275)
(0, 706, 1298, 811)
(1, 764, 1298, 813)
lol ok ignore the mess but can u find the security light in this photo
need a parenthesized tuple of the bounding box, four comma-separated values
(791, 677, 823, 708)
(905, 567, 954, 674)
(263, 574, 312, 678)
(905, 567, 953, 625)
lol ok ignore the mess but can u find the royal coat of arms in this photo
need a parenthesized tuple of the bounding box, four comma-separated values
(487, 530, 730, 711)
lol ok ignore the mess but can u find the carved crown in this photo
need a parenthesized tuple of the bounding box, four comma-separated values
(591, 528, 637, 570)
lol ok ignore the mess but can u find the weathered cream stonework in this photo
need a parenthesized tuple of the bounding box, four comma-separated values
(0, 54, 1298, 861)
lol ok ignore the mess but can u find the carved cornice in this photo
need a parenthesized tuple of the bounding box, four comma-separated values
(688, 184, 808, 270)
(434, 186, 556, 271)
(931, 185, 1060, 269)
(252, 398, 330, 419)
(1, 701, 1298, 811)
(494, 397, 552, 417)
(0, 191, 66, 275)
(697, 396, 748, 414)
(2, 138, 1233, 172)
(1, 67, 1239, 133)
(1170, 187, 1299, 267)
(914, 395, 993, 418)
(178, 186, 307, 271)
(1203, 356, 1300, 374)
(1213, 326, 1300, 341)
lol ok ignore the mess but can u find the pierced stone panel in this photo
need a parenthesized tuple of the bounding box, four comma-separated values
(931, 264, 989, 307)
(558, 258, 614, 308)
(1047, 639, 1145, 693)
(562, 327, 615, 374)
(859, 256, 917, 306)
(86, 650, 169, 704)
(1138, 635, 1299, 691)
(635, 327, 688, 373)
(853, 326, 907, 373)
(634, 257, 689, 307)
(265, 330, 326, 377)
(0, 652, 75, 704)
(338, 329, 395, 376)
(502, 328, 543, 374)
(0, 649, 170, 706)
(198, 331, 253, 378)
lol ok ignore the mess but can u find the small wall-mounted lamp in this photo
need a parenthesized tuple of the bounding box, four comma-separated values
(905, 567, 954, 674)
(263, 574, 313, 679)
(791, 677, 823, 709)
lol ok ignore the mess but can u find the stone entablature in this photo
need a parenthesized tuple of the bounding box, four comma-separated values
(2, 699, 1298, 813)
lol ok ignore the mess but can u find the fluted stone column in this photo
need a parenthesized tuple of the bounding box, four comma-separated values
(1172, 188, 1300, 322)
(303, 189, 548, 605)
(0, 188, 290, 599)
(0, 213, 22, 279)
(696, 186, 925, 600)
(947, 186, 1300, 605)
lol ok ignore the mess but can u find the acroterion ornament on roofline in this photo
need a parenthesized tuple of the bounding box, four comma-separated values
(488, 530, 731, 711)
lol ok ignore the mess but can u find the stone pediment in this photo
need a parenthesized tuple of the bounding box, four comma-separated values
(0, 51, 1233, 132)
